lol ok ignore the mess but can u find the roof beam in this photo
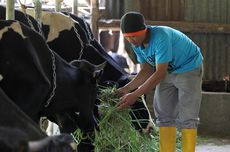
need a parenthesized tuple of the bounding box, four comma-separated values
(98, 19, 230, 34)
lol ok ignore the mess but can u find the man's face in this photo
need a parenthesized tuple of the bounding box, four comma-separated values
(124, 34, 145, 46)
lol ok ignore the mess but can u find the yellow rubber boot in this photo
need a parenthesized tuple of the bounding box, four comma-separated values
(182, 129, 197, 152)
(159, 126, 176, 152)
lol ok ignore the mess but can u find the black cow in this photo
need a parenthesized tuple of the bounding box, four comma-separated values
(0, 127, 76, 152)
(0, 6, 127, 83)
(40, 11, 128, 84)
(40, 11, 150, 130)
(0, 20, 105, 151)
(18, 9, 149, 131)
(0, 4, 150, 131)
(0, 87, 75, 152)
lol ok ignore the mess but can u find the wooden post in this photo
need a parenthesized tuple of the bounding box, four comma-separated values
(72, 0, 78, 15)
(55, 0, 62, 12)
(91, 0, 100, 39)
(33, 0, 42, 22)
(6, 0, 15, 20)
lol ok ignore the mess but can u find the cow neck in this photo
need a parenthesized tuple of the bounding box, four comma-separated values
(65, 12, 85, 60)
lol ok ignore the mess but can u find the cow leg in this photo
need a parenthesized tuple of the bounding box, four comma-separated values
(77, 111, 96, 152)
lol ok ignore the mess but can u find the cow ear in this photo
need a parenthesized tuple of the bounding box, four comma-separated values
(71, 59, 94, 73)
(94, 61, 107, 71)
(93, 61, 107, 78)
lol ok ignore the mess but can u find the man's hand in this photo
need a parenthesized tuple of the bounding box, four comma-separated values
(113, 86, 131, 97)
(116, 92, 138, 111)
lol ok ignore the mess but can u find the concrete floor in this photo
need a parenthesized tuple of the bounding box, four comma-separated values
(196, 136, 230, 152)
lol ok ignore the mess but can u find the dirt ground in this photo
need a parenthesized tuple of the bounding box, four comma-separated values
(196, 136, 230, 152)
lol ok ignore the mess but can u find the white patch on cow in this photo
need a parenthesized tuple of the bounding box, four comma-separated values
(41, 12, 76, 42)
(0, 22, 27, 40)
(0, 74, 3, 81)
(46, 121, 60, 136)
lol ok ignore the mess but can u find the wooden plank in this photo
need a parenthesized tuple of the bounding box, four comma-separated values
(6, 0, 15, 20)
(33, 0, 42, 22)
(98, 19, 230, 34)
(72, 0, 78, 15)
(55, 0, 62, 12)
(91, 0, 100, 39)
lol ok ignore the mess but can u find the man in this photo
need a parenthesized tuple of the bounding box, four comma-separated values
(115, 12, 203, 152)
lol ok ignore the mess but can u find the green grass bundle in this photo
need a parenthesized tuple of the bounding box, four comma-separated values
(94, 86, 159, 152)
(73, 86, 182, 152)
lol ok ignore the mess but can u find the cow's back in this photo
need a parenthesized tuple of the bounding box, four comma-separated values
(0, 20, 52, 120)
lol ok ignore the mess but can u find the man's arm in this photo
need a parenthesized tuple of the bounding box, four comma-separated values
(132, 62, 168, 97)
(122, 62, 154, 92)
(116, 62, 168, 110)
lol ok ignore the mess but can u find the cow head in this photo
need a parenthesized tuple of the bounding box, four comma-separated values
(70, 59, 106, 78)
(0, 126, 75, 152)
(29, 134, 76, 152)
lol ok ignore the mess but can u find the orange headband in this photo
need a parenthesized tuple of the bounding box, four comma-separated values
(123, 28, 147, 37)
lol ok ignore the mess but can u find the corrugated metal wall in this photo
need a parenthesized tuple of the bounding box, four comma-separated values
(140, 0, 184, 21)
(184, 0, 230, 80)
(139, 0, 230, 81)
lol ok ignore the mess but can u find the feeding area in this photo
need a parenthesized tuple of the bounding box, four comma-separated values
(72, 86, 183, 152)
(0, 0, 230, 152)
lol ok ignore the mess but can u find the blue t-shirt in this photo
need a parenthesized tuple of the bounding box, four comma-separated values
(132, 26, 203, 73)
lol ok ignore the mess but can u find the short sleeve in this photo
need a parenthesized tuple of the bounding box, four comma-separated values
(132, 46, 145, 64)
(155, 31, 172, 64)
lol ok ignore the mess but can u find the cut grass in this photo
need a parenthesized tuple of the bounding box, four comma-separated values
(73, 86, 182, 152)
(94, 86, 159, 152)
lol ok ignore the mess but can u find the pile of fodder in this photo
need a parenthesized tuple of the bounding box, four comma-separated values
(73, 86, 182, 152)
(94, 86, 159, 151)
